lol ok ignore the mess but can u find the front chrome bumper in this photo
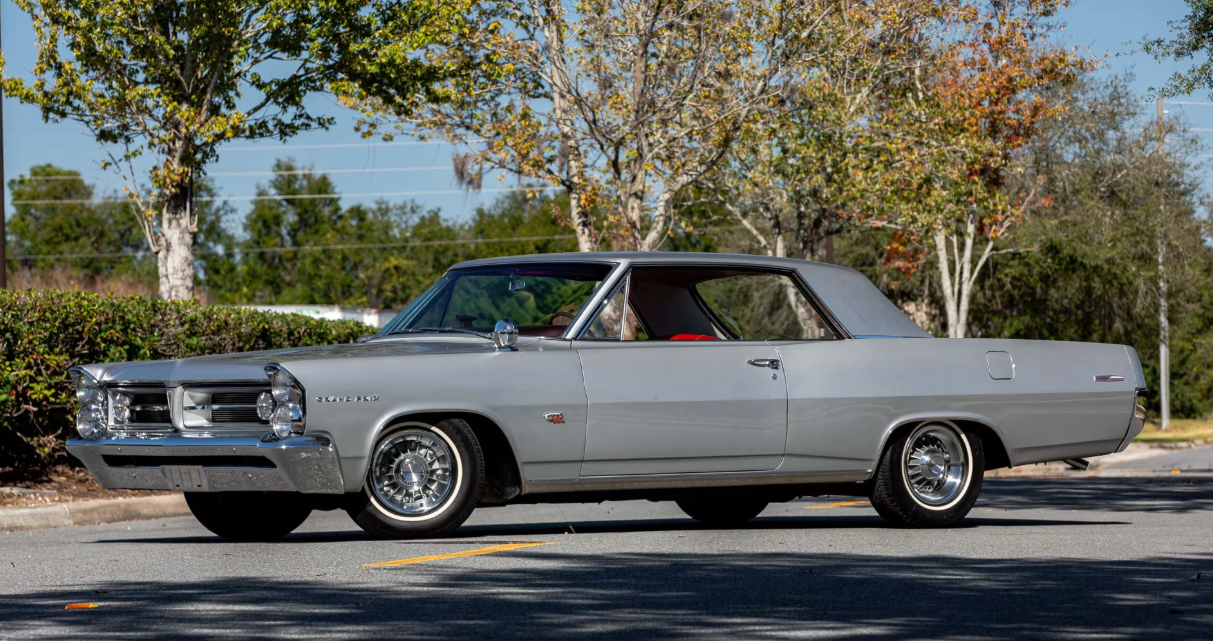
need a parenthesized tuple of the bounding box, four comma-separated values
(66, 434, 345, 494)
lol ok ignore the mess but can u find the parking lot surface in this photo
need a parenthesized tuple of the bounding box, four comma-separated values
(2, 475, 1212, 640)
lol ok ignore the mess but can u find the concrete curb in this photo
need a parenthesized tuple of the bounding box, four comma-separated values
(0, 494, 188, 533)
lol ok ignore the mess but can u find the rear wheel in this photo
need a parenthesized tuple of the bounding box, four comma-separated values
(676, 497, 769, 526)
(869, 421, 984, 528)
(184, 492, 312, 541)
(346, 418, 484, 539)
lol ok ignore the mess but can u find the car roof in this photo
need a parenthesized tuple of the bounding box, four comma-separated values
(452, 251, 853, 272)
(450, 252, 932, 339)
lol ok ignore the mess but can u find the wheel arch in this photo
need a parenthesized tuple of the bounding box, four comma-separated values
(366, 409, 524, 505)
(875, 413, 1012, 474)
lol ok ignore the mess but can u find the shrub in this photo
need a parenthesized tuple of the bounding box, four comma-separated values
(0, 289, 371, 479)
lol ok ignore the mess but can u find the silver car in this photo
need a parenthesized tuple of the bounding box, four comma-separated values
(66, 253, 1147, 539)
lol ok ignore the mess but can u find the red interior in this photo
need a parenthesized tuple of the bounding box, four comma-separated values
(669, 334, 718, 341)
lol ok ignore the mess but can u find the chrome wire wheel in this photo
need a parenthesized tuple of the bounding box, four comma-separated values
(370, 428, 458, 517)
(903, 424, 968, 507)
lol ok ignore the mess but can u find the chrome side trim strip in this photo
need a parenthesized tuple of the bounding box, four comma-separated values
(522, 470, 870, 494)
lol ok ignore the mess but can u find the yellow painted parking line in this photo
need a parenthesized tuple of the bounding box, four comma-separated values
(804, 499, 869, 510)
(363, 542, 553, 567)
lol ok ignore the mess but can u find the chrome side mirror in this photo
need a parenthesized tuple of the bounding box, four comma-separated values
(492, 319, 518, 351)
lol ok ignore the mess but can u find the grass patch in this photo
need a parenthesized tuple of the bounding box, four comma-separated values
(1134, 418, 1213, 444)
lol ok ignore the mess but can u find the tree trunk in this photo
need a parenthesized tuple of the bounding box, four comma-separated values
(932, 229, 961, 338)
(156, 191, 196, 300)
(537, 3, 596, 252)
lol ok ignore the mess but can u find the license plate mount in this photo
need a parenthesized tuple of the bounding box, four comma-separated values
(163, 465, 208, 491)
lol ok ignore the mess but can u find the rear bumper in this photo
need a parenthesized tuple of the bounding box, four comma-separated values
(66, 434, 345, 494)
(1115, 391, 1148, 453)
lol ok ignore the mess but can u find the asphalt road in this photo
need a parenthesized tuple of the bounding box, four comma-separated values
(3, 469, 1212, 639)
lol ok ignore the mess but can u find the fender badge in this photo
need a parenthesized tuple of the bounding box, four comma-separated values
(1093, 375, 1124, 382)
(315, 395, 380, 403)
(544, 412, 566, 424)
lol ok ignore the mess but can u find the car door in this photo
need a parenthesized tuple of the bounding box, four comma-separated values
(573, 265, 797, 476)
(575, 340, 788, 476)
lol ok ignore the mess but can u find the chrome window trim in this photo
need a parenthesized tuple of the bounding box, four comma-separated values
(561, 262, 628, 339)
(569, 261, 851, 342)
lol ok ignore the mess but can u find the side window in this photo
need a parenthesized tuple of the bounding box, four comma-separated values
(581, 277, 647, 341)
(694, 273, 836, 340)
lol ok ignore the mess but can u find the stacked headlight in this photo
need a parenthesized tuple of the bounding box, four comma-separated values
(263, 364, 305, 439)
(68, 367, 106, 439)
(111, 393, 133, 425)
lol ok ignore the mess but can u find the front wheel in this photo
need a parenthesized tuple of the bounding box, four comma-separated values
(676, 497, 769, 526)
(869, 422, 984, 528)
(346, 418, 484, 539)
(185, 492, 312, 541)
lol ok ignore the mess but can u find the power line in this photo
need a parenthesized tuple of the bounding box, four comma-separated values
(4, 138, 484, 157)
(1162, 100, 1213, 105)
(11, 186, 557, 206)
(9, 234, 578, 260)
(14, 165, 455, 181)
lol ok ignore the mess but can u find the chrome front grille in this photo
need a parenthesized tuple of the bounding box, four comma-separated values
(210, 391, 263, 423)
(108, 386, 172, 434)
(182, 385, 271, 430)
(129, 391, 171, 424)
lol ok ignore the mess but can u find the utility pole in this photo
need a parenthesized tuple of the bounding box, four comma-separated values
(1156, 97, 1170, 430)
(0, 6, 7, 290)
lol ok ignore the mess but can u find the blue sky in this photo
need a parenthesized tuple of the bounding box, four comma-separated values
(0, 0, 1206, 229)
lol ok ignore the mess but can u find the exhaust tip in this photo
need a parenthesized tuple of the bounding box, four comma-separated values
(1063, 458, 1090, 471)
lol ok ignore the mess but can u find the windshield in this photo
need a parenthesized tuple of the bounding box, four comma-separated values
(381, 263, 615, 338)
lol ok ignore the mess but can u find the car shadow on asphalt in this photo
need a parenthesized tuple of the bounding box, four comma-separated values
(92, 476, 1199, 545)
(100, 513, 1126, 545)
(4, 549, 1210, 640)
(978, 477, 1213, 513)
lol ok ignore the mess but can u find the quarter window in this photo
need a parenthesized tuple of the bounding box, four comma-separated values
(694, 273, 836, 340)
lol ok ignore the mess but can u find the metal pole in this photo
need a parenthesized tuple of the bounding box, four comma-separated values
(1156, 97, 1170, 430)
(1, 5, 7, 290)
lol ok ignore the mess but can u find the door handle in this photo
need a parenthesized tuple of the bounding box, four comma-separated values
(747, 358, 780, 370)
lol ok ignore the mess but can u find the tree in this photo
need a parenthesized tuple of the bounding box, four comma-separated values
(1, 0, 469, 300)
(712, 2, 943, 262)
(6, 165, 146, 277)
(6, 164, 233, 295)
(971, 75, 1211, 418)
(342, 0, 888, 253)
(1140, 0, 1213, 99)
(1138, 0, 1213, 427)
(206, 159, 578, 308)
(868, 0, 1096, 338)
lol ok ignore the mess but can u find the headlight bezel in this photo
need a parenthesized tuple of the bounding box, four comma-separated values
(263, 364, 306, 439)
(68, 366, 107, 439)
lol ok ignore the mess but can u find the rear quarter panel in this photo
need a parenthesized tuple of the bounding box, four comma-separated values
(773, 338, 1138, 474)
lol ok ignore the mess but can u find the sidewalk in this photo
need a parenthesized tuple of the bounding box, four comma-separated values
(0, 494, 188, 533)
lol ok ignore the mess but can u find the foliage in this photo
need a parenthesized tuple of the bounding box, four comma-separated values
(712, 1, 946, 264)
(864, 0, 1098, 338)
(6, 164, 236, 294)
(340, 0, 897, 253)
(203, 165, 579, 309)
(0, 289, 370, 478)
(1140, 0, 1213, 98)
(0, 0, 470, 299)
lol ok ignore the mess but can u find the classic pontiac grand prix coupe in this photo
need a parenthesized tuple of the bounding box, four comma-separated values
(66, 253, 1147, 539)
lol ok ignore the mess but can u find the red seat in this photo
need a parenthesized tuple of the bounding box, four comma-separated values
(669, 334, 718, 341)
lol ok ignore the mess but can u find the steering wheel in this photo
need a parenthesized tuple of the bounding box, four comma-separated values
(546, 310, 577, 325)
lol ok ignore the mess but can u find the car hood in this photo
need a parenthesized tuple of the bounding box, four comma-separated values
(83, 336, 539, 386)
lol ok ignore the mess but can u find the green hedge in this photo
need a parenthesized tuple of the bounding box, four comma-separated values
(0, 289, 371, 479)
